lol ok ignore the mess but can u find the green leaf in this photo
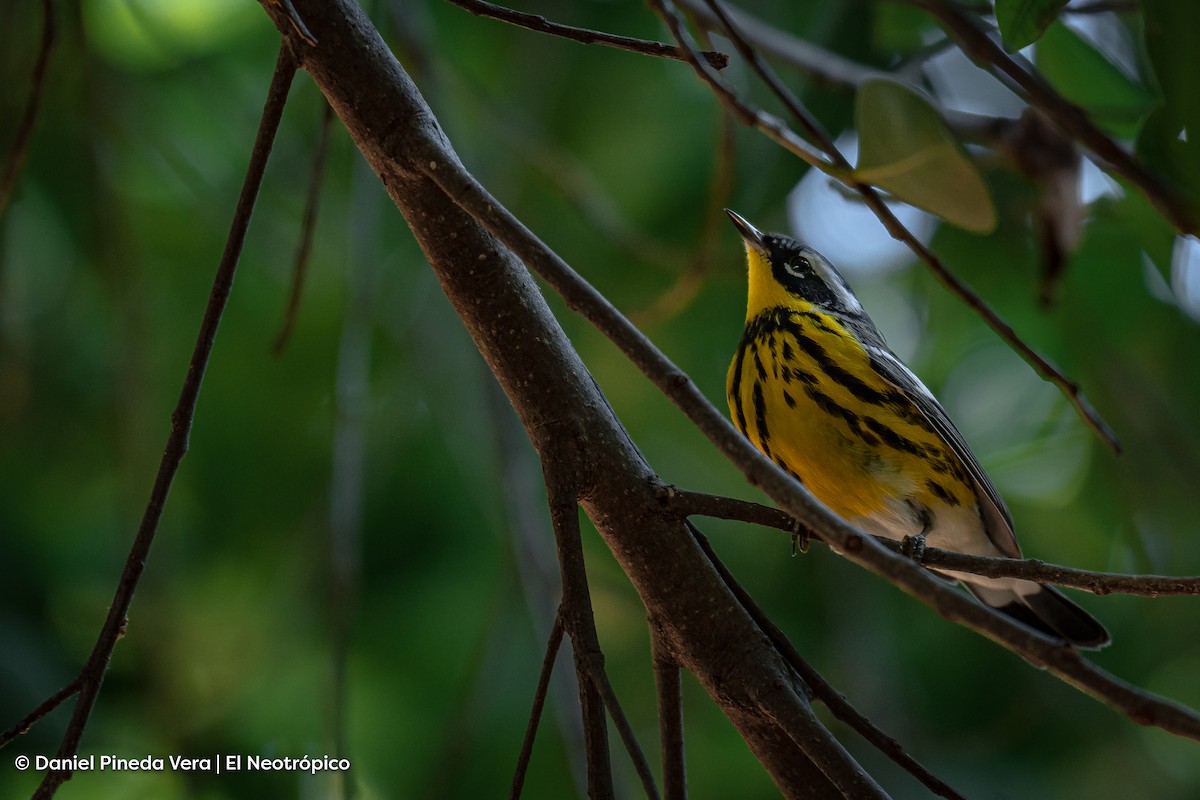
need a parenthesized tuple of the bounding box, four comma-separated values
(853, 78, 996, 233)
(994, 0, 1069, 52)
(1035, 21, 1153, 138)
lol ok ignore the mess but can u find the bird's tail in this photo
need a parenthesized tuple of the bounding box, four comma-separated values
(967, 581, 1110, 649)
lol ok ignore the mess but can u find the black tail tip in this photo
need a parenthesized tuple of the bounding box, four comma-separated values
(998, 587, 1111, 649)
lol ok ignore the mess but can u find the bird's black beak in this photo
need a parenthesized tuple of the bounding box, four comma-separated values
(725, 209, 766, 251)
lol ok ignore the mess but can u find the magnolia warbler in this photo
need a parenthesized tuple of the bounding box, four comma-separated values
(724, 210, 1108, 648)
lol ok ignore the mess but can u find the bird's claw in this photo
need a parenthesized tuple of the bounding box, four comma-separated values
(901, 533, 926, 563)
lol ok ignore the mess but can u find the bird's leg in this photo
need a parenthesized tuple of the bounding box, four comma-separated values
(900, 533, 927, 562)
(790, 517, 809, 556)
(900, 504, 932, 563)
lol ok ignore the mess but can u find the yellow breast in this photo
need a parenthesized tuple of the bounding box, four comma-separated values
(726, 305, 974, 524)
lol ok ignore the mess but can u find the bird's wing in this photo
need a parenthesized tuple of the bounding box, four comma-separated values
(860, 337, 1022, 559)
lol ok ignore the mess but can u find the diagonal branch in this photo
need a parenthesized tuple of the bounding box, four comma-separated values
(417, 106, 1200, 738)
(260, 3, 877, 794)
(257, 0, 1200, 788)
(273, 100, 335, 355)
(689, 524, 967, 800)
(545, 480, 616, 800)
(0, 0, 56, 220)
(445, 0, 728, 69)
(651, 634, 687, 800)
(669, 488, 1200, 597)
(660, 0, 1120, 452)
(510, 611, 566, 800)
(0, 678, 81, 751)
(545, 471, 661, 800)
(908, 0, 1198, 235)
(24, 46, 299, 800)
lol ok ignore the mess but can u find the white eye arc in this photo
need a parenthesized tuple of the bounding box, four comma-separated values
(783, 257, 811, 278)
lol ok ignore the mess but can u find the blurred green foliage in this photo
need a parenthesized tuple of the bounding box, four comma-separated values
(2, 1, 1199, 798)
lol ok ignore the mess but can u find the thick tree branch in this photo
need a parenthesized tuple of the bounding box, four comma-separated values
(255, 3, 1200, 793)
(256, 3, 876, 794)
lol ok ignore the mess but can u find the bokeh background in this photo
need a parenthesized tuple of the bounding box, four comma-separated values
(2, 1, 1199, 798)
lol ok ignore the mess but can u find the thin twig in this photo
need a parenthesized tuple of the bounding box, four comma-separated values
(579, 656, 663, 800)
(273, 100, 335, 355)
(911, 549, 1200, 597)
(688, 524, 967, 800)
(444, 0, 728, 69)
(909, 0, 1197, 236)
(510, 611, 566, 800)
(489, 375, 589, 794)
(678, 0, 881, 89)
(546, 477, 661, 800)
(657, 0, 1121, 452)
(0, 678, 81, 749)
(651, 634, 687, 800)
(0, 0, 56, 220)
(29, 48, 298, 800)
(668, 487, 1200, 597)
(545, 482, 616, 800)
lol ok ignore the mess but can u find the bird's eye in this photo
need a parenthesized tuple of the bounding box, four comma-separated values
(784, 257, 811, 278)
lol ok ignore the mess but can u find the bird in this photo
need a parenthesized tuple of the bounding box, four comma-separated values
(724, 209, 1109, 648)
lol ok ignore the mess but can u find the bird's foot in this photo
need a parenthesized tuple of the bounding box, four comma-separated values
(790, 519, 810, 556)
(900, 533, 927, 563)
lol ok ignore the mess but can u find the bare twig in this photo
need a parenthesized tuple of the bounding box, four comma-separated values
(668, 487, 1200, 597)
(0, 0, 56, 220)
(651, 634, 687, 800)
(273, 100, 335, 355)
(545, 481, 617, 800)
(911, 549, 1200, 597)
(689, 524, 967, 800)
(579, 656, 663, 800)
(489, 377, 589, 794)
(909, 0, 1198, 235)
(28, 48, 298, 800)
(0, 678, 81, 750)
(444, 0, 728, 69)
(656, 0, 1121, 452)
(678, 0, 881, 89)
(510, 611, 566, 800)
(545, 476, 660, 800)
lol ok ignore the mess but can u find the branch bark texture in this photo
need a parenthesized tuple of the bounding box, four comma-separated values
(256, 1, 881, 795)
